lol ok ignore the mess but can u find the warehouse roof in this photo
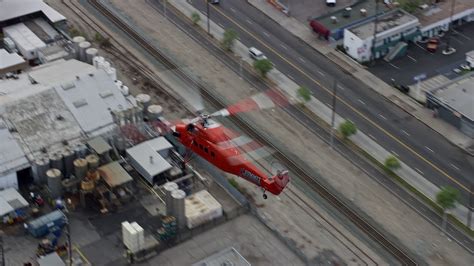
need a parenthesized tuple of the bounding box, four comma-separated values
(192, 247, 250, 266)
(3, 23, 46, 53)
(37, 252, 66, 266)
(28, 59, 96, 85)
(0, 0, 66, 24)
(126, 139, 172, 178)
(0, 188, 29, 216)
(0, 118, 29, 176)
(99, 161, 133, 188)
(147, 136, 173, 152)
(87, 136, 112, 155)
(0, 49, 26, 72)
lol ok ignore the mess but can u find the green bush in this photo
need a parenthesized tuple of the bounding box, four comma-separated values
(228, 178, 239, 189)
(339, 120, 357, 138)
(384, 156, 401, 171)
(297, 86, 311, 103)
(191, 12, 201, 25)
(221, 28, 238, 51)
(253, 58, 273, 77)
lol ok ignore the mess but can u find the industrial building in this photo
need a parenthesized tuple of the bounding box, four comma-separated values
(0, 188, 29, 223)
(0, 0, 66, 29)
(344, 9, 420, 63)
(192, 247, 250, 266)
(426, 72, 474, 138)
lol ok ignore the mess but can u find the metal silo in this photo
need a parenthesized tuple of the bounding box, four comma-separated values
(72, 36, 85, 58)
(33, 156, 50, 184)
(85, 48, 98, 65)
(78, 41, 91, 62)
(164, 182, 178, 216)
(86, 154, 100, 171)
(62, 148, 75, 178)
(135, 94, 151, 114)
(73, 158, 88, 179)
(147, 105, 163, 121)
(73, 143, 88, 159)
(171, 189, 186, 229)
(46, 169, 63, 199)
(49, 152, 64, 174)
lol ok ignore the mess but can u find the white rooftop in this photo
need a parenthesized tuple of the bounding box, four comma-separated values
(0, 0, 66, 23)
(0, 119, 28, 176)
(3, 23, 46, 52)
(0, 188, 29, 216)
(126, 138, 173, 178)
(0, 49, 25, 69)
(146, 136, 174, 152)
(28, 58, 96, 85)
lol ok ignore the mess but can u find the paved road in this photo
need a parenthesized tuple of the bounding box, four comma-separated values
(183, 0, 473, 204)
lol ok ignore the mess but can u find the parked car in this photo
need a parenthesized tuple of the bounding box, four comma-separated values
(460, 64, 471, 71)
(249, 47, 267, 60)
(426, 38, 439, 53)
(326, 0, 336, 7)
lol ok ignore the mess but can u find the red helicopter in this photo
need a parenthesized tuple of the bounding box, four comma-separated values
(171, 89, 291, 199)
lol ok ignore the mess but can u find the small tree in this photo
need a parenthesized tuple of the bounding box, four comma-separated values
(339, 120, 357, 139)
(253, 59, 273, 77)
(297, 86, 311, 103)
(191, 12, 201, 25)
(221, 28, 238, 51)
(384, 156, 400, 171)
(436, 186, 459, 234)
(94, 32, 104, 43)
(399, 0, 421, 14)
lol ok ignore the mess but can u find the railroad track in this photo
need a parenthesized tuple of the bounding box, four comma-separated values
(86, 0, 417, 264)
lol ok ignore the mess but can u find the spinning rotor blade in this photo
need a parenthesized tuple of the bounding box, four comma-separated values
(211, 89, 289, 118)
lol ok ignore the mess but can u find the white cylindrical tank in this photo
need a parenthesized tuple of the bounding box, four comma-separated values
(106, 67, 117, 80)
(93, 56, 105, 68)
(62, 148, 75, 178)
(164, 182, 178, 216)
(49, 152, 64, 174)
(171, 189, 186, 229)
(86, 154, 100, 171)
(47, 168, 63, 199)
(135, 94, 151, 112)
(147, 104, 163, 121)
(85, 48, 98, 65)
(33, 156, 50, 184)
(120, 85, 129, 96)
(72, 36, 85, 58)
(78, 41, 91, 62)
(73, 158, 88, 179)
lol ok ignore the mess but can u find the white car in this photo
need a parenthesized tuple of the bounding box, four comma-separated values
(249, 47, 267, 60)
(326, 0, 336, 7)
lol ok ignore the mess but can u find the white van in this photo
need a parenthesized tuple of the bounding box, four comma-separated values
(249, 47, 266, 60)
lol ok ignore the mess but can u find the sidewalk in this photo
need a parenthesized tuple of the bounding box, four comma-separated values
(247, 0, 474, 155)
(172, 0, 472, 231)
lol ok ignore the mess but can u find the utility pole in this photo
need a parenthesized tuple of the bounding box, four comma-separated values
(163, 0, 167, 19)
(468, 183, 473, 228)
(370, 0, 380, 65)
(206, 0, 211, 35)
(330, 79, 338, 149)
(239, 57, 243, 79)
(444, 0, 456, 54)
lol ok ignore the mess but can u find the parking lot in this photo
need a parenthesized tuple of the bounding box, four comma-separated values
(369, 22, 474, 86)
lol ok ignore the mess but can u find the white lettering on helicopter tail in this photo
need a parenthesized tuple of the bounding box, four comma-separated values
(240, 168, 260, 185)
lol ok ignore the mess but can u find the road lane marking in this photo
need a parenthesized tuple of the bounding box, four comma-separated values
(450, 163, 460, 171)
(415, 168, 424, 175)
(208, 5, 471, 193)
(391, 151, 399, 157)
(218, 22, 224, 28)
(338, 85, 345, 91)
(230, 7, 237, 13)
(402, 130, 410, 136)
(407, 55, 417, 62)
(246, 19, 253, 25)
(317, 70, 326, 77)
(369, 134, 376, 140)
(389, 63, 400, 69)
(280, 44, 288, 50)
(263, 31, 270, 37)
(287, 74, 294, 80)
(299, 57, 305, 63)
(425, 146, 434, 153)
(379, 114, 387, 120)
(358, 99, 366, 105)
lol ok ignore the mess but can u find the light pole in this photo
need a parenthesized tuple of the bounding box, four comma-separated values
(239, 57, 243, 79)
(329, 79, 338, 149)
(206, 0, 211, 35)
(163, 0, 167, 19)
(443, 0, 457, 54)
(370, 0, 380, 65)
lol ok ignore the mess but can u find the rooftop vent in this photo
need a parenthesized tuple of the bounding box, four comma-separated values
(73, 98, 88, 108)
(343, 7, 352, 18)
(331, 16, 338, 24)
(360, 8, 367, 17)
(99, 90, 113, 99)
(61, 82, 75, 91)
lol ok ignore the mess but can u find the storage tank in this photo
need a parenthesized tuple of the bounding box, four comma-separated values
(78, 41, 91, 62)
(114, 80, 123, 89)
(93, 56, 104, 68)
(85, 48, 98, 65)
(106, 67, 117, 80)
(72, 36, 85, 58)
(87, 170, 100, 182)
(49, 152, 64, 174)
(86, 154, 100, 171)
(164, 182, 178, 216)
(73, 158, 88, 179)
(62, 148, 75, 178)
(73, 143, 88, 158)
(46, 169, 63, 198)
(136, 94, 151, 113)
(80, 179, 95, 208)
(102, 61, 111, 70)
(32, 156, 50, 184)
(147, 105, 163, 121)
(119, 85, 129, 96)
(171, 189, 186, 229)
